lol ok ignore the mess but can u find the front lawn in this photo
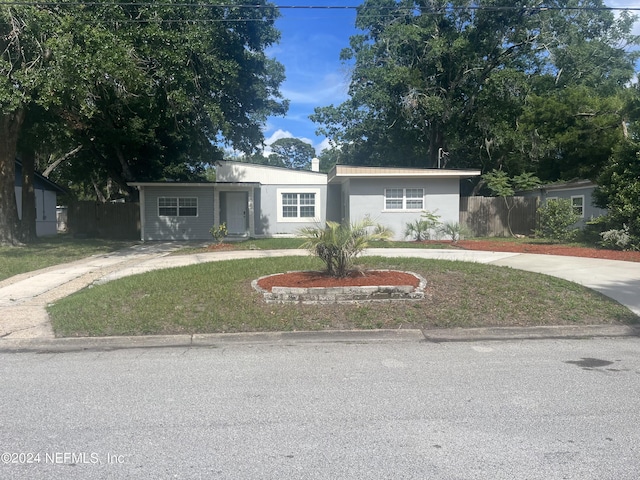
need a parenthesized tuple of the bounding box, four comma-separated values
(48, 256, 638, 337)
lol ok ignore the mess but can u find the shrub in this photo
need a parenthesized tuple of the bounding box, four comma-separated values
(299, 219, 393, 277)
(594, 137, 640, 249)
(438, 221, 472, 243)
(600, 225, 635, 251)
(535, 199, 581, 242)
(209, 223, 228, 244)
(404, 210, 441, 241)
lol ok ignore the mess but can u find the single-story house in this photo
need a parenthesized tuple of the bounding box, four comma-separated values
(129, 161, 480, 242)
(517, 179, 607, 227)
(15, 160, 66, 236)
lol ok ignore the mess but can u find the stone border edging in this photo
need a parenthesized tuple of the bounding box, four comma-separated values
(252, 270, 427, 304)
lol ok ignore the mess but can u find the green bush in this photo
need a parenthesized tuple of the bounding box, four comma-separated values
(209, 223, 228, 244)
(299, 219, 393, 277)
(404, 210, 441, 241)
(594, 138, 640, 249)
(438, 221, 473, 243)
(600, 225, 637, 251)
(535, 199, 581, 242)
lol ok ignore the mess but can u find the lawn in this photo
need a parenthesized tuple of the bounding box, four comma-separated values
(48, 255, 638, 337)
(0, 236, 136, 282)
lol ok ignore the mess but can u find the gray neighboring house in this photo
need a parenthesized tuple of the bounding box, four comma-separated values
(129, 161, 480, 242)
(14, 160, 66, 237)
(518, 179, 607, 227)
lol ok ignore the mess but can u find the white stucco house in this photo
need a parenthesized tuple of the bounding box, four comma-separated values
(517, 179, 607, 227)
(129, 160, 480, 242)
(14, 160, 66, 236)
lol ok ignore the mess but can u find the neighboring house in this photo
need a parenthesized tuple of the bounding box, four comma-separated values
(129, 161, 480, 242)
(14, 160, 66, 237)
(517, 179, 607, 227)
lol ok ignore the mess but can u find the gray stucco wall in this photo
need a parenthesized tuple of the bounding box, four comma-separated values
(326, 184, 342, 223)
(345, 177, 461, 240)
(141, 186, 214, 241)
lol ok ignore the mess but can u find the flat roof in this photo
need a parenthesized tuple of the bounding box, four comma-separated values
(328, 165, 481, 183)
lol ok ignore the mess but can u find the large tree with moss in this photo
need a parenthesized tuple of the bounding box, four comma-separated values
(1, 1, 287, 245)
(312, 0, 638, 178)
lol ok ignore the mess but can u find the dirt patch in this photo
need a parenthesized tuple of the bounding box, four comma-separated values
(206, 243, 235, 252)
(257, 270, 420, 292)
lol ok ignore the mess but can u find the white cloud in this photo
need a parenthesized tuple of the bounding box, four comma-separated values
(281, 72, 350, 106)
(606, 1, 640, 35)
(317, 138, 335, 153)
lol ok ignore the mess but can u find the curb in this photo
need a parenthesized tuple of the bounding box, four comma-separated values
(0, 329, 424, 353)
(422, 324, 640, 342)
(1, 325, 638, 353)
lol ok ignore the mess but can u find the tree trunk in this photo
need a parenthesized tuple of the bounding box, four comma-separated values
(20, 148, 38, 243)
(0, 110, 26, 246)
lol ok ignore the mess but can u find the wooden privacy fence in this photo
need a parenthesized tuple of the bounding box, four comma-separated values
(67, 201, 140, 239)
(460, 196, 539, 237)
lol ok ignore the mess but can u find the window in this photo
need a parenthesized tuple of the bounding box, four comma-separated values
(571, 195, 584, 217)
(277, 189, 320, 222)
(281, 192, 315, 218)
(158, 197, 198, 217)
(384, 188, 424, 210)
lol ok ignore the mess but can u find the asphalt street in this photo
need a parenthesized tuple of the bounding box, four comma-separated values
(1, 338, 639, 479)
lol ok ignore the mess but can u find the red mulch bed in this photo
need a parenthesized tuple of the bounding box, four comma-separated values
(206, 243, 235, 251)
(257, 270, 420, 292)
(452, 240, 640, 262)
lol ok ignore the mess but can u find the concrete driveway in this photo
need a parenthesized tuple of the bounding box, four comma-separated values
(1, 245, 639, 343)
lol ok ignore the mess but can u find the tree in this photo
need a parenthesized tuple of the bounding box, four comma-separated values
(483, 170, 541, 237)
(593, 138, 640, 248)
(1, 1, 287, 244)
(1, 4, 121, 245)
(269, 138, 316, 170)
(311, 1, 638, 176)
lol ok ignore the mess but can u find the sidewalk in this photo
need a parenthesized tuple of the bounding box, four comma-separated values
(1, 245, 639, 348)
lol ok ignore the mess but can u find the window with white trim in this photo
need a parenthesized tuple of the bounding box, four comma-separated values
(158, 197, 198, 217)
(285, 193, 314, 218)
(571, 195, 584, 217)
(384, 188, 424, 210)
(278, 190, 318, 221)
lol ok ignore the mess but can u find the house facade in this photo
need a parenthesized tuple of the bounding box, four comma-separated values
(14, 160, 66, 237)
(129, 161, 480, 242)
(518, 180, 607, 227)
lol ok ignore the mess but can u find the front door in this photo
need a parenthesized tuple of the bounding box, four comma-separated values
(225, 191, 247, 235)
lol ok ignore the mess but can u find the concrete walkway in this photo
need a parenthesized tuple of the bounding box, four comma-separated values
(1, 245, 639, 347)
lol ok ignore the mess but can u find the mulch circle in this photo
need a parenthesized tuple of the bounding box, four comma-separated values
(256, 270, 420, 292)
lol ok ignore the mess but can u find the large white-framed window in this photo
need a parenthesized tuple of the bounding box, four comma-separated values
(571, 195, 584, 217)
(384, 188, 424, 211)
(158, 197, 198, 217)
(277, 188, 320, 222)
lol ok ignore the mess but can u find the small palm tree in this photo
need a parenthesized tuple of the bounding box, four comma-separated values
(438, 221, 472, 243)
(299, 219, 393, 277)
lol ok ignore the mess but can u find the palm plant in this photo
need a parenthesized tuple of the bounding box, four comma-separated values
(438, 221, 472, 243)
(299, 219, 393, 277)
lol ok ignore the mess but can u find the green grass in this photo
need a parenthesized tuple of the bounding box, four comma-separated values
(0, 236, 135, 282)
(48, 256, 638, 337)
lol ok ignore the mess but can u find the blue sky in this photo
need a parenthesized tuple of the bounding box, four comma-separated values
(264, 1, 640, 157)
